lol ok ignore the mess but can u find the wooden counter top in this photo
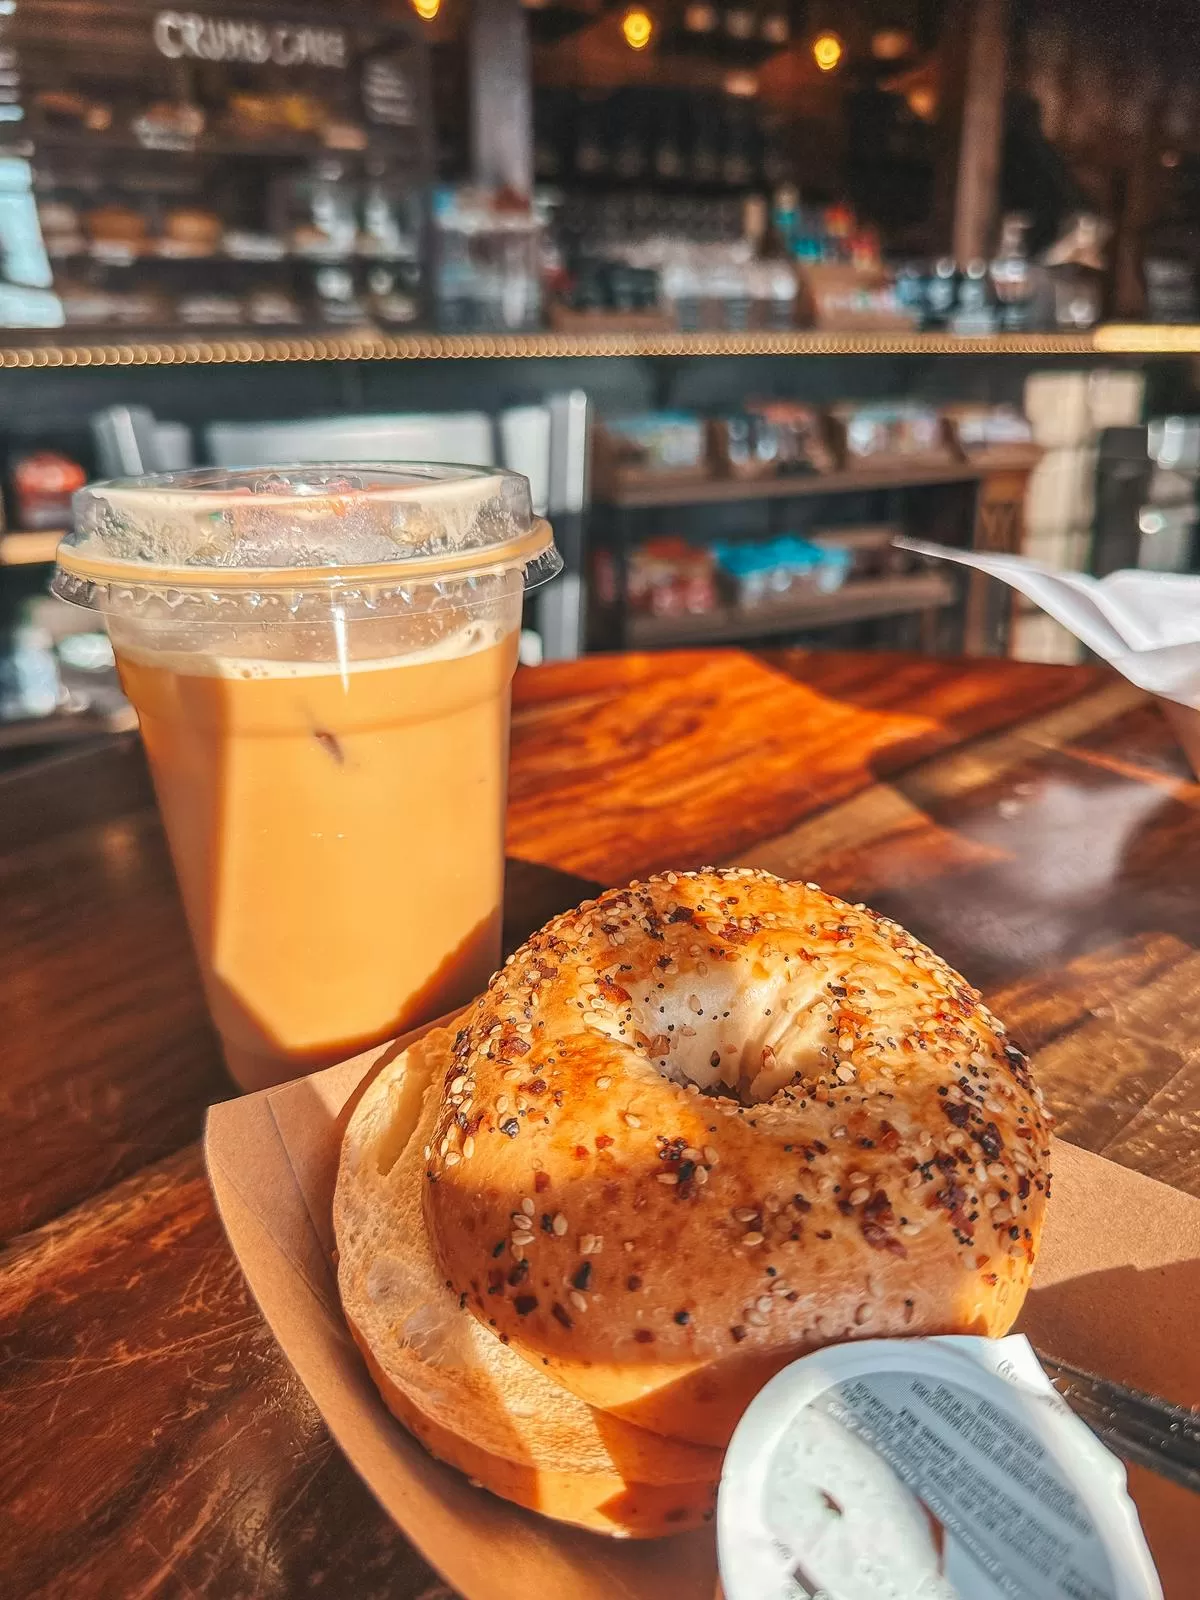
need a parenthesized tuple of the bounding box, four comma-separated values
(2, 647, 1197, 1596)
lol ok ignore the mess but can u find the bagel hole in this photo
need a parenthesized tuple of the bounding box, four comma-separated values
(657, 1036, 815, 1106)
(643, 992, 828, 1105)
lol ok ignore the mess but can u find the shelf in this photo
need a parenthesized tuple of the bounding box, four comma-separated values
(624, 572, 957, 648)
(0, 323, 1191, 369)
(599, 459, 1008, 510)
(0, 531, 64, 565)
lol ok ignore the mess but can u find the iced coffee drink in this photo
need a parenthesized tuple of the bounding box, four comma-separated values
(54, 466, 559, 1090)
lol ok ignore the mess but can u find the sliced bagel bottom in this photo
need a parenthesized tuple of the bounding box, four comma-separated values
(334, 1026, 721, 1538)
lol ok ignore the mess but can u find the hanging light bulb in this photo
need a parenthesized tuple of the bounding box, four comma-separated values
(622, 7, 654, 50)
(411, 0, 440, 19)
(812, 31, 844, 72)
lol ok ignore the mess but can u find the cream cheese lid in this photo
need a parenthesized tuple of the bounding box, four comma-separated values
(718, 1335, 1161, 1600)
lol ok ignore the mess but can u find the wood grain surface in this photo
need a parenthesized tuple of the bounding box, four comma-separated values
(2, 647, 1197, 1598)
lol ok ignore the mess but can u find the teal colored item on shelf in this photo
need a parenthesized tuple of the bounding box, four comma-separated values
(711, 535, 852, 594)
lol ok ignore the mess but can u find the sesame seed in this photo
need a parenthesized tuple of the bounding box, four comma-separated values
(657, 1172, 679, 1185)
(423, 1145, 431, 1160)
(444, 1151, 461, 1167)
(511, 1240, 529, 1259)
(742, 1231, 765, 1247)
(502, 1067, 522, 1083)
(849, 1186, 870, 1205)
(569, 1291, 588, 1313)
(704, 1146, 719, 1164)
(596, 1076, 612, 1089)
(624, 1112, 641, 1128)
(450, 1075, 468, 1095)
(521, 1197, 536, 1217)
(900, 1223, 922, 1237)
(462, 1137, 475, 1159)
(848, 1171, 870, 1186)
(496, 1095, 511, 1115)
(695, 1166, 709, 1185)
(992, 1205, 1011, 1223)
(984, 1193, 1001, 1209)
(439, 1137, 450, 1156)
(747, 1309, 768, 1327)
(836, 1063, 856, 1083)
(580, 1234, 601, 1255)
(733, 1206, 758, 1222)
(552, 1213, 569, 1236)
(688, 994, 703, 1014)
(756, 1295, 773, 1313)
(906, 1171, 923, 1189)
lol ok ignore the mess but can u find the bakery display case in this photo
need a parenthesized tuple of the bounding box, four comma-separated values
(0, 0, 433, 333)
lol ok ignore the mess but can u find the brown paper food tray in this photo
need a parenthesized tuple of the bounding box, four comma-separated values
(205, 1021, 1200, 1600)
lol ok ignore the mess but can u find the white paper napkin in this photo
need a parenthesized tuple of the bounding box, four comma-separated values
(899, 538, 1200, 708)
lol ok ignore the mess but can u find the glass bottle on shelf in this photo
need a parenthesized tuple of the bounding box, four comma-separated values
(951, 258, 999, 334)
(989, 212, 1035, 331)
(923, 256, 959, 328)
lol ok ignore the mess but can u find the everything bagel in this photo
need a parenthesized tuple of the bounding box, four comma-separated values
(422, 869, 1052, 1448)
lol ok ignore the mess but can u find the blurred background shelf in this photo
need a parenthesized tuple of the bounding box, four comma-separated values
(598, 457, 1027, 509)
(0, 327, 1189, 368)
(624, 571, 957, 648)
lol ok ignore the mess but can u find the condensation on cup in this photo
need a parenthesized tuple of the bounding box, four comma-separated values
(53, 464, 561, 1091)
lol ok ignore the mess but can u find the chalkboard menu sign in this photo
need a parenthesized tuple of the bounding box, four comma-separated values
(0, 0, 433, 333)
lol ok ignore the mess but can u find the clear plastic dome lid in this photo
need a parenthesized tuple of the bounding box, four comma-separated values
(53, 463, 561, 607)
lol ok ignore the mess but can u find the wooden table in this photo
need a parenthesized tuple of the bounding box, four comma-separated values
(3, 648, 1197, 1598)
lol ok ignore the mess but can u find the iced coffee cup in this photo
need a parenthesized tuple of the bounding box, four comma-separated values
(53, 465, 560, 1091)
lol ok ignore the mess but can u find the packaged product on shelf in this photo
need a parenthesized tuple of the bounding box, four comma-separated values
(133, 101, 205, 152)
(611, 537, 718, 617)
(11, 450, 86, 530)
(942, 403, 1035, 458)
(592, 413, 709, 493)
(810, 524, 907, 579)
(745, 402, 838, 473)
(160, 208, 222, 257)
(834, 402, 952, 465)
(708, 404, 835, 479)
(177, 292, 246, 326)
(712, 536, 852, 608)
(86, 205, 147, 254)
(246, 287, 304, 326)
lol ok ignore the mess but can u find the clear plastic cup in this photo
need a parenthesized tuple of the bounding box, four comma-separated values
(53, 464, 561, 1091)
